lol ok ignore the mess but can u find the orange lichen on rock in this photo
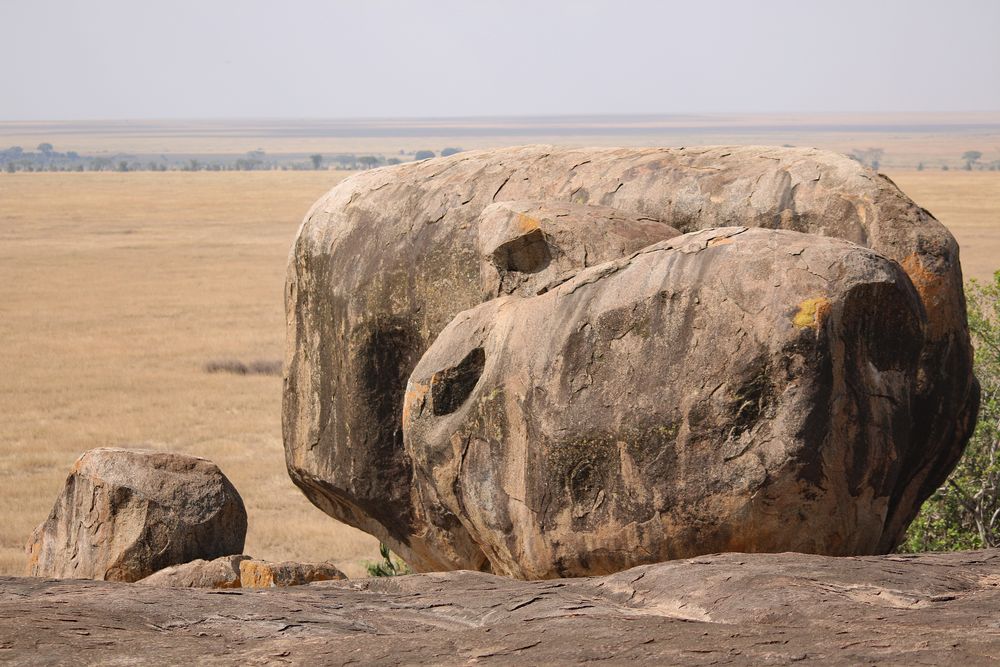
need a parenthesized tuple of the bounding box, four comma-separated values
(515, 213, 541, 234)
(239, 559, 346, 588)
(707, 235, 736, 247)
(402, 381, 429, 423)
(900, 252, 961, 339)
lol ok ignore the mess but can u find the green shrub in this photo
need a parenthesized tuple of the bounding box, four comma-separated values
(365, 543, 412, 577)
(900, 271, 1000, 551)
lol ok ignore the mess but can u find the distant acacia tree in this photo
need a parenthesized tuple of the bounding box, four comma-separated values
(414, 150, 435, 161)
(310, 154, 323, 170)
(849, 147, 884, 171)
(37, 142, 53, 154)
(440, 147, 462, 157)
(963, 151, 983, 170)
(357, 155, 380, 169)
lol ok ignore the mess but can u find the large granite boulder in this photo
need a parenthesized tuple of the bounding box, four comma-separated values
(284, 145, 978, 572)
(27, 448, 247, 582)
(405, 227, 925, 577)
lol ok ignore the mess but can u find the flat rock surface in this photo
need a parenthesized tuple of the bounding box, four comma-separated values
(3, 550, 999, 665)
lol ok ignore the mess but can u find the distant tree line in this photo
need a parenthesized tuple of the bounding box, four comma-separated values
(10, 143, 1000, 173)
(1, 144, 466, 173)
(847, 146, 1000, 172)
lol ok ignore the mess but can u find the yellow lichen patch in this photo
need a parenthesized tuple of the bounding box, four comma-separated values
(515, 213, 541, 234)
(793, 297, 831, 330)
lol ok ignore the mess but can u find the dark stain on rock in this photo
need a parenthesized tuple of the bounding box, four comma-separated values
(729, 357, 776, 439)
(351, 317, 422, 525)
(431, 347, 486, 416)
(492, 228, 552, 275)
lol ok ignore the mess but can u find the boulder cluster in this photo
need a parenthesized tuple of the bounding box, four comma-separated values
(26, 448, 345, 587)
(23, 146, 979, 585)
(283, 145, 979, 578)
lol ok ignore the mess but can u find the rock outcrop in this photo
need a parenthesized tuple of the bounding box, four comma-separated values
(284, 146, 978, 572)
(2, 549, 999, 665)
(405, 227, 926, 577)
(137, 557, 347, 589)
(138, 555, 249, 589)
(27, 448, 247, 582)
(477, 200, 680, 298)
(239, 559, 347, 588)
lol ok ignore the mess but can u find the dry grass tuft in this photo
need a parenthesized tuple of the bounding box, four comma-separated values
(204, 359, 282, 376)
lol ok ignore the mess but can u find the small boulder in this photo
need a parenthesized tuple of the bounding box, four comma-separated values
(26, 448, 247, 582)
(138, 555, 249, 589)
(239, 559, 347, 588)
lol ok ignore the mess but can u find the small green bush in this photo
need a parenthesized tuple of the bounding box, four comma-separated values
(365, 543, 412, 577)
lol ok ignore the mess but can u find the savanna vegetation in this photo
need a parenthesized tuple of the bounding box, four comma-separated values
(902, 272, 1000, 551)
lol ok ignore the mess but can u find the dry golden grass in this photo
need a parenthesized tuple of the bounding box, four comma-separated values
(0, 171, 380, 577)
(0, 167, 996, 580)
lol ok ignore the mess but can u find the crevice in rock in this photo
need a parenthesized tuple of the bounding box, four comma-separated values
(431, 348, 486, 416)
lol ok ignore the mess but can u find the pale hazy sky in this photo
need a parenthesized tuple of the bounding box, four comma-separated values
(2, 0, 998, 121)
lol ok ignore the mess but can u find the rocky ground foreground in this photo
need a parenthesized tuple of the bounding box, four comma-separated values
(3, 549, 999, 665)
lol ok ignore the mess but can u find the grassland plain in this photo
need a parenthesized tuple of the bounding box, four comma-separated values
(0, 171, 380, 576)
(0, 168, 997, 578)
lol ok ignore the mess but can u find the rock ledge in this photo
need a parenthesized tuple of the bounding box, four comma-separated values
(3, 549, 999, 665)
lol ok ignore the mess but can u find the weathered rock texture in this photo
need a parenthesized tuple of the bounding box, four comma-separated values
(3, 550, 999, 665)
(477, 200, 680, 298)
(138, 555, 249, 589)
(27, 448, 247, 582)
(405, 227, 926, 577)
(284, 146, 978, 572)
(239, 559, 346, 588)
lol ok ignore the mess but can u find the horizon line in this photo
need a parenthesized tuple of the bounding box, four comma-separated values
(4, 110, 1000, 126)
